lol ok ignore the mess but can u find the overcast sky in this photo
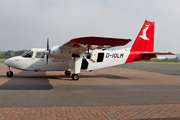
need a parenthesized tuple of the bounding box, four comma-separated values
(0, 0, 180, 54)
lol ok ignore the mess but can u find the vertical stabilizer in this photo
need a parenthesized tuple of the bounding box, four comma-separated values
(125, 20, 156, 63)
(131, 20, 155, 52)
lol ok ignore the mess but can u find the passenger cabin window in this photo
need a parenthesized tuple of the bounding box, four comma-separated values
(97, 53, 104, 62)
(35, 52, 44, 58)
(22, 50, 33, 58)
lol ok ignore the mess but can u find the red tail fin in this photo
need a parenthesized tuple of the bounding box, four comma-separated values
(131, 20, 155, 52)
(125, 20, 156, 63)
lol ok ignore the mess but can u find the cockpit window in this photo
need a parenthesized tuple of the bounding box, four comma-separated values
(22, 50, 33, 58)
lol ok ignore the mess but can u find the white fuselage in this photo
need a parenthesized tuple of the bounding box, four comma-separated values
(4, 47, 131, 72)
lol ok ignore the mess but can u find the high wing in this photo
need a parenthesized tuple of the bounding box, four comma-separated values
(60, 36, 131, 52)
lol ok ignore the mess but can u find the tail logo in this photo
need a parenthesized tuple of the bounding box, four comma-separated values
(140, 25, 149, 40)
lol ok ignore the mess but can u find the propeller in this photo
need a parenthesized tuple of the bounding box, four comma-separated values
(46, 38, 50, 65)
(47, 38, 49, 51)
(42, 38, 50, 65)
(42, 38, 51, 65)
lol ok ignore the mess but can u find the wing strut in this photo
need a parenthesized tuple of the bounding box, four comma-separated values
(88, 45, 90, 53)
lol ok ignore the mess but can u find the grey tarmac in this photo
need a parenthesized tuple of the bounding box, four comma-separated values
(1, 63, 180, 119)
(0, 63, 180, 106)
(0, 84, 180, 106)
(118, 63, 180, 76)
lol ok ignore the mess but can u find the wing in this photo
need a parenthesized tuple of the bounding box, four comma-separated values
(61, 36, 131, 52)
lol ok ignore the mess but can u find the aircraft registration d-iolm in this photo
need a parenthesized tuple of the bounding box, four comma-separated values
(4, 20, 174, 80)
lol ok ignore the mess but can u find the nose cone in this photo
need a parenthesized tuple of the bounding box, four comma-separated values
(4, 57, 19, 67)
(4, 56, 23, 70)
(4, 59, 11, 66)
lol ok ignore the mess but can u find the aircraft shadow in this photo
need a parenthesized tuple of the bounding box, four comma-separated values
(0, 71, 129, 90)
(0, 71, 53, 90)
(13, 74, 128, 80)
(0, 73, 128, 80)
(80, 74, 128, 80)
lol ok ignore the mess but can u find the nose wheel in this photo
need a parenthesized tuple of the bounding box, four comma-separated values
(6, 67, 13, 77)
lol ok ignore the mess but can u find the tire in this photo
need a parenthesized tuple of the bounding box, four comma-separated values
(71, 74, 79, 81)
(6, 71, 13, 77)
(65, 71, 71, 76)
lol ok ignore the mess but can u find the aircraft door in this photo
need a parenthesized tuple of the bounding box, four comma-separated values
(33, 52, 45, 71)
(91, 51, 98, 62)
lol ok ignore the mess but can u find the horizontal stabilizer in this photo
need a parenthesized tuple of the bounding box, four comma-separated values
(142, 51, 175, 55)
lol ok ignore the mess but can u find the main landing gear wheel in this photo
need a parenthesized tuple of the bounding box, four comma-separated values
(71, 74, 79, 81)
(6, 71, 13, 77)
(65, 71, 71, 76)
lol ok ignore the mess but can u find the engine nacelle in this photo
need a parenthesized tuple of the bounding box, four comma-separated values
(50, 46, 72, 60)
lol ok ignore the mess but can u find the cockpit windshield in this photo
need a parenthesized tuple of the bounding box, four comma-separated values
(22, 50, 33, 58)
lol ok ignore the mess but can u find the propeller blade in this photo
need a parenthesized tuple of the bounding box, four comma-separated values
(46, 55, 49, 65)
(46, 38, 50, 65)
(47, 38, 49, 50)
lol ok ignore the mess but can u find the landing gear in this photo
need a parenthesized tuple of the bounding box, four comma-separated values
(6, 71, 13, 77)
(71, 74, 79, 81)
(6, 67, 13, 77)
(65, 71, 79, 80)
(65, 71, 71, 76)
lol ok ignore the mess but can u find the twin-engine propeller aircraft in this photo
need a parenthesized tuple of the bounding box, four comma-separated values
(4, 20, 174, 80)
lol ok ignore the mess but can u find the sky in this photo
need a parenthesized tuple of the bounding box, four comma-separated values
(0, 0, 180, 54)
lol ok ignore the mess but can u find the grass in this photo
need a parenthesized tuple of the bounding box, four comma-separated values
(0, 59, 6, 62)
(133, 61, 180, 64)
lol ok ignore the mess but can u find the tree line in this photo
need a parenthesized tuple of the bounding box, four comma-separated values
(142, 57, 180, 62)
(0, 50, 27, 59)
